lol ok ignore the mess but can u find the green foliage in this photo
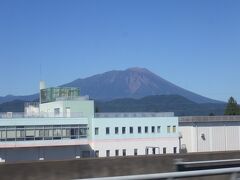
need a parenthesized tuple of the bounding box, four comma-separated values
(224, 97, 240, 115)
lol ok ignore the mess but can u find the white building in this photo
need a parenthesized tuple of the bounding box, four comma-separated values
(179, 116, 240, 153)
(0, 82, 179, 162)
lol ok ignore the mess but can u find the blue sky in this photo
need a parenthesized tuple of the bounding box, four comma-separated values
(0, 0, 240, 102)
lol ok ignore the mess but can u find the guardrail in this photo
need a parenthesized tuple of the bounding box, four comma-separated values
(0, 112, 86, 119)
(78, 167, 240, 180)
(176, 158, 240, 171)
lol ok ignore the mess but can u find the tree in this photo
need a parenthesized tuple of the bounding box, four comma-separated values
(209, 112, 215, 116)
(224, 97, 240, 115)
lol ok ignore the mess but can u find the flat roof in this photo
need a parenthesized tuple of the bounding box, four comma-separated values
(179, 115, 240, 123)
(94, 112, 174, 118)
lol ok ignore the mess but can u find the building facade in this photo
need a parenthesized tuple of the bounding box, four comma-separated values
(0, 82, 179, 162)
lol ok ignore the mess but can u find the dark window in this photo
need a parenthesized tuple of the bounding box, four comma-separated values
(122, 149, 126, 156)
(106, 127, 110, 135)
(115, 150, 119, 156)
(115, 127, 119, 134)
(95, 150, 99, 157)
(106, 150, 110, 157)
(151, 126, 155, 133)
(130, 127, 133, 134)
(153, 148, 156, 155)
(122, 127, 126, 134)
(157, 126, 161, 133)
(173, 147, 177, 154)
(138, 127, 141, 134)
(134, 149, 138, 156)
(95, 128, 99, 135)
(145, 126, 148, 133)
(163, 147, 167, 154)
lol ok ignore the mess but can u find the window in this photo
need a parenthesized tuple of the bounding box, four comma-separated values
(134, 149, 138, 156)
(157, 126, 161, 133)
(146, 148, 149, 155)
(115, 150, 119, 156)
(6, 129, 15, 140)
(95, 128, 99, 135)
(106, 150, 110, 157)
(163, 147, 167, 154)
(54, 108, 60, 116)
(145, 126, 148, 133)
(138, 127, 141, 134)
(122, 149, 126, 156)
(152, 148, 156, 155)
(122, 127, 126, 134)
(173, 126, 176, 133)
(151, 126, 155, 133)
(115, 127, 119, 134)
(106, 127, 110, 135)
(95, 150, 99, 157)
(173, 147, 177, 154)
(130, 127, 133, 134)
(167, 126, 171, 133)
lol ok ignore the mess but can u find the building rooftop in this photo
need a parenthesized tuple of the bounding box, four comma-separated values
(179, 115, 240, 123)
(94, 112, 175, 118)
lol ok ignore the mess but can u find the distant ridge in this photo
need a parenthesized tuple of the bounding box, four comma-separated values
(95, 95, 226, 116)
(0, 95, 226, 116)
(0, 67, 222, 104)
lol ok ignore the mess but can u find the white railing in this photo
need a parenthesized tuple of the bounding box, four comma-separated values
(0, 112, 86, 119)
(95, 112, 174, 118)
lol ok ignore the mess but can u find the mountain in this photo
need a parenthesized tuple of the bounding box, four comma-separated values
(95, 95, 226, 116)
(0, 95, 226, 116)
(0, 100, 26, 112)
(0, 94, 38, 104)
(64, 67, 221, 103)
(0, 67, 222, 104)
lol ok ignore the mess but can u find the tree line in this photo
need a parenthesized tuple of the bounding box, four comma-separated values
(224, 97, 240, 115)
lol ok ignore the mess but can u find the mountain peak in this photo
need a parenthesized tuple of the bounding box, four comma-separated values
(63, 67, 221, 103)
(126, 67, 150, 73)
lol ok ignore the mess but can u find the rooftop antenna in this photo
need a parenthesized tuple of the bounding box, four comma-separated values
(39, 63, 46, 104)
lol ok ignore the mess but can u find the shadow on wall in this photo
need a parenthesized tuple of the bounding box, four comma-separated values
(0, 145, 94, 163)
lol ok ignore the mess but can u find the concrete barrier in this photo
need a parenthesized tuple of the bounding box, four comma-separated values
(0, 151, 240, 180)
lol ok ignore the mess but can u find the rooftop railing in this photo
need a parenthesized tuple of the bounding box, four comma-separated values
(179, 115, 240, 123)
(0, 112, 86, 119)
(95, 112, 175, 118)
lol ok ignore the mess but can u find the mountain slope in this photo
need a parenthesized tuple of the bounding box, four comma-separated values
(0, 94, 38, 104)
(0, 95, 226, 116)
(95, 95, 226, 116)
(64, 67, 220, 103)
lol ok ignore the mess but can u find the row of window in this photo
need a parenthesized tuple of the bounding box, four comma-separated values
(95, 147, 177, 157)
(95, 125, 176, 135)
(0, 125, 88, 141)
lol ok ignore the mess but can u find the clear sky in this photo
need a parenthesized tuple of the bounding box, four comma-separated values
(0, 0, 240, 102)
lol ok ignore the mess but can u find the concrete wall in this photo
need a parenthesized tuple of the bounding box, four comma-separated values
(0, 151, 240, 180)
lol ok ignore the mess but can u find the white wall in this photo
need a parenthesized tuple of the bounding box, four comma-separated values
(180, 122, 240, 153)
(90, 138, 178, 157)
